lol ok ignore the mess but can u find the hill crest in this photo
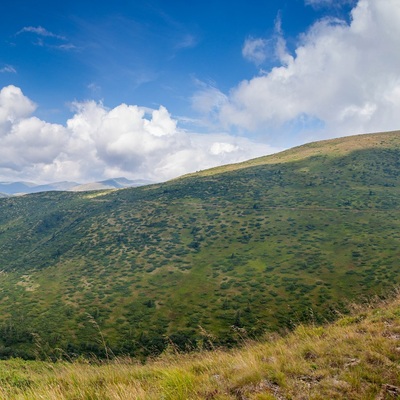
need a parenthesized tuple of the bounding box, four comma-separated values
(181, 130, 400, 179)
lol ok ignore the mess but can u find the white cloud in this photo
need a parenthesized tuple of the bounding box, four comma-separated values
(210, 142, 238, 155)
(191, 84, 228, 116)
(152, 133, 275, 179)
(17, 25, 76, 51)
(0, 85, 36, 127)
(57, 43, 77, 50)
(87, 82, 101, 93)
(17, 26, 66, 40)
(242, 37, 269, 65)
(0, 117, 68, 168)
(216, 0, 400, 142)
(0, 65, 16, 74)
(241, 14, 292, 68)
(0, 85, 276, 184)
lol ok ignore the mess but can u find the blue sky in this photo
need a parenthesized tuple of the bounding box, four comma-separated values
(1, 0, 351, 122)
(0, 0, 399, 183)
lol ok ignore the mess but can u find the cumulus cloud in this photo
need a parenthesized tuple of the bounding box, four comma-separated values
(0, 117, 68, 168)
(0, 85, 36, 127)
(0, 85, 276, 183)
(216, 0, 400, 142)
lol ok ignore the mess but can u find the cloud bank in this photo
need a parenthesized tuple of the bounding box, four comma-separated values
(0, 85, 275, 183)
(197, 0, 400, 143)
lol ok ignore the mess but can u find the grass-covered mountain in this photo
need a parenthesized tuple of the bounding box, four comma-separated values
(0, 130, 400, 359)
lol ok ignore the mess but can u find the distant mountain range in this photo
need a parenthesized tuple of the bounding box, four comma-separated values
(0, 177, 153, 196)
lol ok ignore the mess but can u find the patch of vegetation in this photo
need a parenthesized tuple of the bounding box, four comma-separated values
(0, 131, 399, 358)
(0, 289, 399, 399)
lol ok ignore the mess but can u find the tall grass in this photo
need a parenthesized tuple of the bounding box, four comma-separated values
(0, 290, 399, 399)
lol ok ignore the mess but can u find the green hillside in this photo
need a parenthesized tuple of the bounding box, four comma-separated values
(0, 131, 400, 359)
(1, 290, 399, 399)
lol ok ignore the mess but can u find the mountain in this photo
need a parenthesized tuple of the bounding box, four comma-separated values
(1, 290, 399, 399)
(0, 181, 38, 195)
(99, 177, 153, 188)
(0, 181, 80, 195)
(0, 130, 400, 360)
(34, 181, 80, 192)
(70, 178, 153, 192)
(0, 178, 151, 195)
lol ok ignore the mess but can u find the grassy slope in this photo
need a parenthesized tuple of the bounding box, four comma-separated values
(180, 130, 400, 178)
(0, 131, 400, 358)
(0, 290, 399, 399)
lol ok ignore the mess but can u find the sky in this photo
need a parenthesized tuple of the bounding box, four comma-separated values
(0, 0, 399, 184)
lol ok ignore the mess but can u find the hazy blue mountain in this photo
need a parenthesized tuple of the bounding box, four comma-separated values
(0, 178, 153, 195)
(72, 177, 153, 191)
(0, 181, 37, 195)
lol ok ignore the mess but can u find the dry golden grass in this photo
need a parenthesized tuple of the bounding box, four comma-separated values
(1, 289, 400, 399)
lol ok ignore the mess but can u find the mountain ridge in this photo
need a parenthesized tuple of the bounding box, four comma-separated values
(0, 177, 153, 195)
(180, 130, 400, 179)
